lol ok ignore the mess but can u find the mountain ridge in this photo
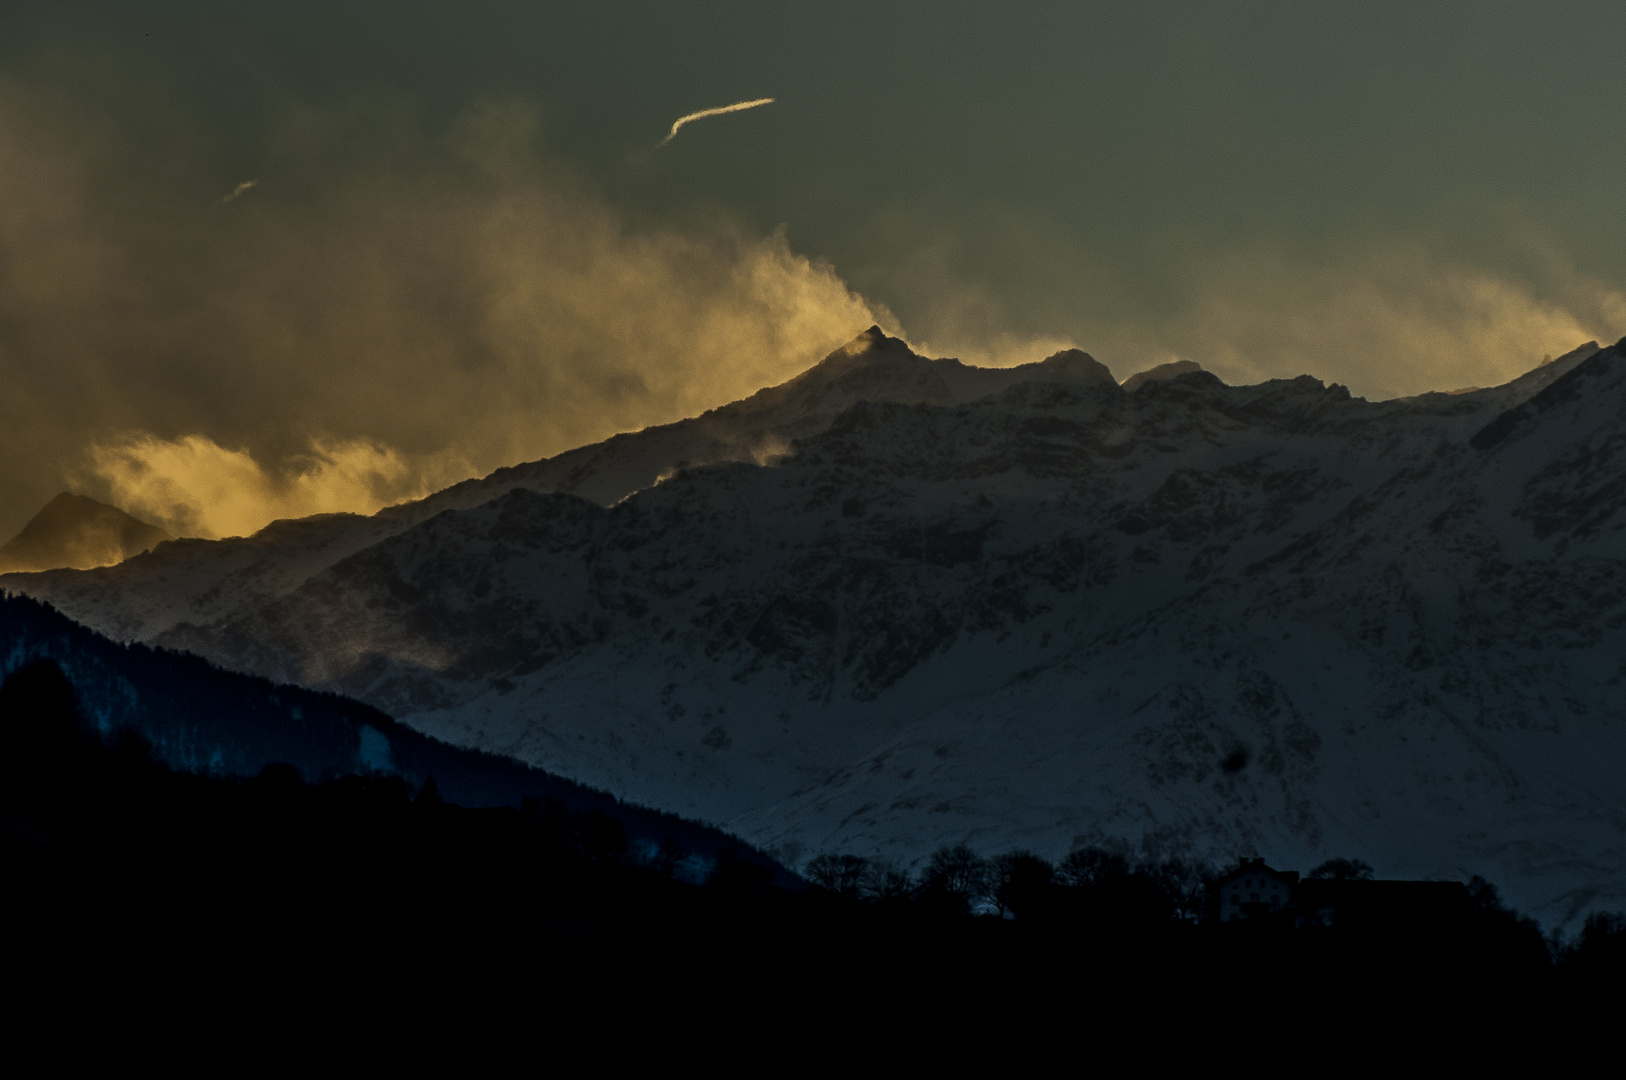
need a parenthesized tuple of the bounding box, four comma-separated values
(0, 592, 788, 878)
(4, 331, 1622, 924)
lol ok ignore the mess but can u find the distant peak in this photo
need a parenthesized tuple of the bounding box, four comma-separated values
(1008, 347, 1117, 388)
(1040, 348, 1097, 366)
(0, 492, 172, 574)
(44, 492, 104, 510)
(841, 325, 913, 357)
(1121, 359, 1204, 394)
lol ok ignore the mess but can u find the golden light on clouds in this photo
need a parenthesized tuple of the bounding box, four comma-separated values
(78, 435, 468, 540)
(1142, 245, 1626, 397)
(0, 85, 881, 538)
(0, 62, 1619, 544)
(892, 238, 1623, 396)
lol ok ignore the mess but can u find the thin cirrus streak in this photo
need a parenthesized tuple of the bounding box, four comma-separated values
(657, 98, 774, 147)
(222, 180, 257, 204)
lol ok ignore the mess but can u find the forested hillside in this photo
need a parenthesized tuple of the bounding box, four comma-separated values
(0, 593, 783, 875)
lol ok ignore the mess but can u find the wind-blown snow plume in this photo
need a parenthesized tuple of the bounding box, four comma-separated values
(80, 434, 471, 540)
(658, 98, 773, 147)
(881, 232, 1623, 398)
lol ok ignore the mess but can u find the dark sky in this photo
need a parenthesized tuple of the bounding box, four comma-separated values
(3, 2, 1623, 537)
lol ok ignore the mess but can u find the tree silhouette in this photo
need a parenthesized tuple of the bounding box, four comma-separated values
(1308, 857, 1374, 881)
(0, 660, 88, 755)
(918, 843, 993, 914)
(1566, 911, 1626, 978)
(652, 837, 692, 878)
(1141, 859, 1206, 922)
(709, 846, 773, 893)
(990, 851, 1054, 919)
(861, 860, 913, 902)
(573, 810, 628, 863)
(1055, 846, 1130, 889)
(806, 853, 869, 898)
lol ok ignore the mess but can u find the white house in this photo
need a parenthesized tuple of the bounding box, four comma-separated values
(1216, 858, 1299, 922)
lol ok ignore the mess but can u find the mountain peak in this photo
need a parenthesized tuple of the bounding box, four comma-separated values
(1040, 347, 1095, 365)
(0, 493, 172, 574)
(1121, 359, 1205, 393)
(1030, 348, 1115, 386)
(841, 324, 914, 357)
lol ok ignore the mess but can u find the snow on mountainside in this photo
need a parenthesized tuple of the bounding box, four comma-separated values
(2, 328, 1110, 641)
(397, 326, 1116, 513)
(5, 330, 1624, 925)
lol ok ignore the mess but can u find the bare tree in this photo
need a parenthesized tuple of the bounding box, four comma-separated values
(1143, 858, 1208, 921)
(1055, 846, 1130, 889)
(919, 843, 994, 914)
(861, 859, 913, 902)
(805, 852, 869, 897)
(990, 850, 1054, 918)
(1307, 857, 1375, 881)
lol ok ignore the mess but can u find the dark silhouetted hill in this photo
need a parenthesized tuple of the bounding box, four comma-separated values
(0, 591, 787, 880)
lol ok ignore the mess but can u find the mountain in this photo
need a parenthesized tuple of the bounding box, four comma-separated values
(0, 592, 788, 877)
(0, 493, 172, 574)
(0, 329, 1113, 642)
(1121, 359, 1204, 393)
(4, 330, 1623, 925)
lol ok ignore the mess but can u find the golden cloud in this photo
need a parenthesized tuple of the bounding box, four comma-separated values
(0, 81, 884, 538)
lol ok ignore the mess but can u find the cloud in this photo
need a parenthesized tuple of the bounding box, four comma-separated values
(221, 179, 256, 203)
(657, 97, 773, 147)
(4, 50, 1617, 545)
(908, 329, 1086, 371)
(860, 236, 1092, 370)
(1105, 245, 1626, 398)
(0, 79, 880, 538)
(78, 434, 470, 540)
(872, 226, 1624, 395)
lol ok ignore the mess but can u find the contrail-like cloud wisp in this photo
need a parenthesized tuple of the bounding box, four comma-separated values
(222, 180, 257, 203)
(658, 98, 773, 147)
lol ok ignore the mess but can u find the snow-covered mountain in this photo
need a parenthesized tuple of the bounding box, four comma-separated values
(7, 328, 1625, 925)
(2, 328, 1110, 641)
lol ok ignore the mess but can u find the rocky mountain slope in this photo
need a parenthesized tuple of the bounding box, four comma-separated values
(0, 329, 1111, 641)
(0, 493, 171, 573)
(6, 329, 1624, 924)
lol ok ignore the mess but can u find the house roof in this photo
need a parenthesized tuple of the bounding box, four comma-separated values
(1215, 858, 1300, 888)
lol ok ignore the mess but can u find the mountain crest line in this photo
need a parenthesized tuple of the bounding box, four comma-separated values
(657, 98, 774, 147)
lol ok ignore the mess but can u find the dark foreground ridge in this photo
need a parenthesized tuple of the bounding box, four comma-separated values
(2, 659, 1622, 1036)
(0, 591, 786, 880)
